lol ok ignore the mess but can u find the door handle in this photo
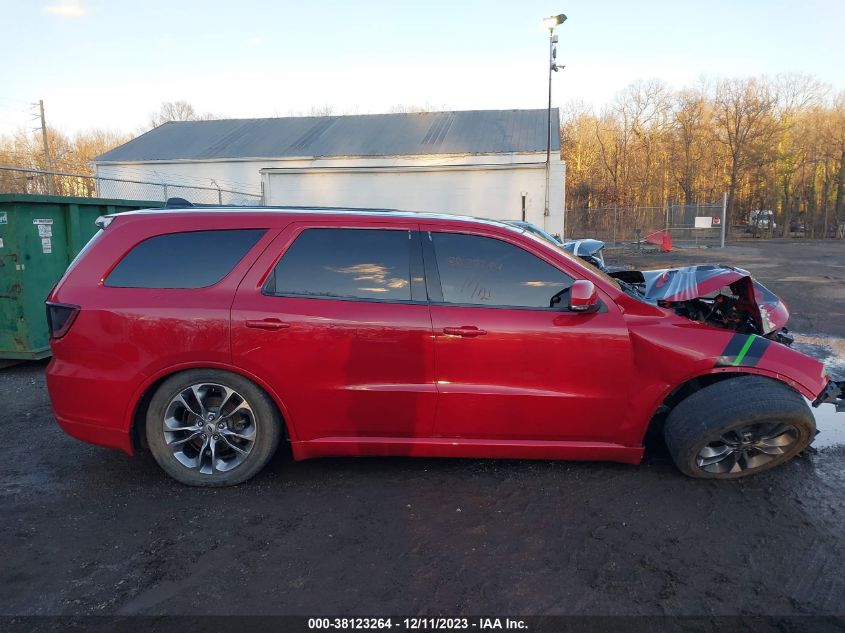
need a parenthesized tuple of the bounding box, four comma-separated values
(245, 318, 291, 330)
(442, 326, 487, 337)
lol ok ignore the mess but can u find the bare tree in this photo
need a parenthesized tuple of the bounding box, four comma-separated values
(711, 77, 778, 225)
(556, 74, 843, 237)
(149, 100, 218, 128)
(669, 88, 711, 205)
(832, 93, 845, 234)
(388, 103, 449, 114)
(560, 101, 603, 208)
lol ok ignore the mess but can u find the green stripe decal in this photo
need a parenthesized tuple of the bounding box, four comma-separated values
(715, 333, 770, 368)
(732, 335, 756, 366)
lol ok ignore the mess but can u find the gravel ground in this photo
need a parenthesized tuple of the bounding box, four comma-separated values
(1, 239, 844, 619)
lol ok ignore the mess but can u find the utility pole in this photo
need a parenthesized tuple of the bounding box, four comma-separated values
(542, 14, 567, 219)
(37, 100, 55, 195)
(544, 31, 555, 217)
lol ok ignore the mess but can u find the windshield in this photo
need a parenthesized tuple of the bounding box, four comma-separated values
(508, 225, 622, 291)
(521, 224, 562, 246)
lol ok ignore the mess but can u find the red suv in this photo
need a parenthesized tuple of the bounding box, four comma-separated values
(46, 208, 844, 486)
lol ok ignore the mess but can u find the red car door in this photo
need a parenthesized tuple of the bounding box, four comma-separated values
(421, 225, 634, 443)
(231, 221, 436, 442)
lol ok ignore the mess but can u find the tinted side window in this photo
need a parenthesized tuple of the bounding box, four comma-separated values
(269, 228, 413, 301)
(105, 229, 265, 289)
(432, 233, 573, 308)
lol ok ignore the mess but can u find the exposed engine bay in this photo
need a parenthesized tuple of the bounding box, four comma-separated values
(609, 265, 794, 346)
(664, 288, 794, 345)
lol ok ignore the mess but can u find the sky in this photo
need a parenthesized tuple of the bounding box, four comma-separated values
(1, 0, 843, 137)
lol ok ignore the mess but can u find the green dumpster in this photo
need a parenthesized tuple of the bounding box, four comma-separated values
(0, 194, 164, 360)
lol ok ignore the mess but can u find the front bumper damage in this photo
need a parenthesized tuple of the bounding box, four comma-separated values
(813, 380, 845, 412)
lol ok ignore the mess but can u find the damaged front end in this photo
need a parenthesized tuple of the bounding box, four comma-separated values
(617, 265, 794, 346)
(607, 264, 845, 417)
(813, 379, 845, 412)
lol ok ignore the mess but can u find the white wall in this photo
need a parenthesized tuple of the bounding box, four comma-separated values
(94, 152, 566, 235)
(263, 162, 564, 236)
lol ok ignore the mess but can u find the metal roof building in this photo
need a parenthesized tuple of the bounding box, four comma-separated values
(94, 109, 565, 234)
(97, 110, 560, 161)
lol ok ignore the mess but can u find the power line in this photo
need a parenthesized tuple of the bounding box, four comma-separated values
(0, 104, 30, 115)
(0, 96, 32, 107)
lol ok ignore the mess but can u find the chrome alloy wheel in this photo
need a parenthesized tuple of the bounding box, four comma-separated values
(162, 383, 257, 474)
(696, 422, 800, 474)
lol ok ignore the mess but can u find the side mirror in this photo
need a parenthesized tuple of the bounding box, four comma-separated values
(568, 280, 599, 313)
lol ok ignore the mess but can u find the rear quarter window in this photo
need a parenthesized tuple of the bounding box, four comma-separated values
(105, 229, 265, 289)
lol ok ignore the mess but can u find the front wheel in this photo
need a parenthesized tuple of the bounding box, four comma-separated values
(146, 369, 282, 487)
(664, 376, 816, 479)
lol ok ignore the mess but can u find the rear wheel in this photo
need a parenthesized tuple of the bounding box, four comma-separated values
(664, 376, 815, 479)
(146, 369, 282, 487)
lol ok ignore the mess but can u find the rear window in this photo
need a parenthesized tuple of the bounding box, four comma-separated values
(105, 229, 265, 289)
(266, 228, 412, 301)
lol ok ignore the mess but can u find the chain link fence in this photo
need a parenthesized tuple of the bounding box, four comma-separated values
(565, 206, 666, 244)
(565, 200, 727, 248)
(0, 166, 263, 206)
(666, 203, 724, 247)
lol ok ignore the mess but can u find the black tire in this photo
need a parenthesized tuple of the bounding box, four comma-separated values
(146, 369, 282, 487)
(664, 376, 815, 479)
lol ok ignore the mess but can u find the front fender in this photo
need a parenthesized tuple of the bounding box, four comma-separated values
(623, 320, 830, 445)
(708, 332, 829, 400)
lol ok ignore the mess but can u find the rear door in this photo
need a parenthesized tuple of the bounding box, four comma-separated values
(422, 226, 634, 442)
(231, 221, 436, 441)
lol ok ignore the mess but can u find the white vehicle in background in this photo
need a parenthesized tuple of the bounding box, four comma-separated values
(748, 210, 776, 233)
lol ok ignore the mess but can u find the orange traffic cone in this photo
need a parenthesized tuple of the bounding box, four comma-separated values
(661, 231, 672, 252)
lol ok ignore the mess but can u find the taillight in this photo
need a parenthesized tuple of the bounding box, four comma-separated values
(46, 302, 80, 339)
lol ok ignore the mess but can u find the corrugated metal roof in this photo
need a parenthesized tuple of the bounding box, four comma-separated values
(96, 109, 560, 162)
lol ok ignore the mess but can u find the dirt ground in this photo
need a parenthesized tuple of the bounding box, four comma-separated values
(1, 240, 844, 620)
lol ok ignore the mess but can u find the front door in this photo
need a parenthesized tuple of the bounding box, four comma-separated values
(422, 227, 634, 442)
(232, 223, 436, 441)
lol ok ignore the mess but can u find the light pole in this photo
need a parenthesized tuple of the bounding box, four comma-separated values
(542, 13, 566, 217)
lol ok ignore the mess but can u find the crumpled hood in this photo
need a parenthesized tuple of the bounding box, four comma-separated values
(641, 265, 789, 335)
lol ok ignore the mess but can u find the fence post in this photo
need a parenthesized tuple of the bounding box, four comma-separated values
(210, 179, 222, 204)
(720, 192, 727, 248)
(613, 206, 618, 246)
(154, 171, 168, 203)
